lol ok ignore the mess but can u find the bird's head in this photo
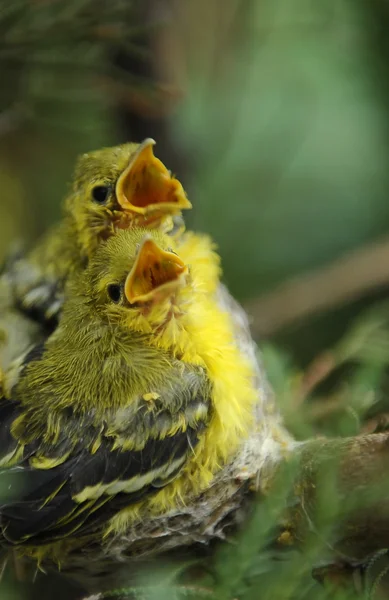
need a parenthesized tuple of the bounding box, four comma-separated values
(66, 139, 191, 258)
(85, 228, 193, 333)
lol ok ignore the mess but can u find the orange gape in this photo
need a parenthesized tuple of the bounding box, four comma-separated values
(125, 237, 188, 304)
(116, 138, 191, 225)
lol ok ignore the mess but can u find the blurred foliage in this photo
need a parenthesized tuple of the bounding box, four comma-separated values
(2, 0, 389, 599)
(0, 0, 143, 255)
(139, 0, 389, 362)
(175, 0, 389, 297)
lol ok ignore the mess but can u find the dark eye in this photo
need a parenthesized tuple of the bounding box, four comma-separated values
(92, 185, 110, 204)
(107, 284, 122, 303)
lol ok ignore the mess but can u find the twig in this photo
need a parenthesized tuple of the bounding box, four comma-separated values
(244, 237, 389, 337)
(295, 351, 337, 405)
(284, 433, 389, 559)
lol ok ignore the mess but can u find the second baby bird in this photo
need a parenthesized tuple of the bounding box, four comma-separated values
(6, 138, 191, 326)
(0, 139, 192, 373)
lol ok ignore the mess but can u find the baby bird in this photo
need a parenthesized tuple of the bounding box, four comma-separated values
(6, 138, 191, 326)
(0, 228, 256, 570)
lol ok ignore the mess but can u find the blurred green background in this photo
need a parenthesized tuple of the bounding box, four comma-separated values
(2, 0, 389, 364)
(3, 1, 389, 597)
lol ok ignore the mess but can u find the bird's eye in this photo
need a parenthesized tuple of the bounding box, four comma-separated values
(107, 284, 122, 303)
(92, 185, 110, 204)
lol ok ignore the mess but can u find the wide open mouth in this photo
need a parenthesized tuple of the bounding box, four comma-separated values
(124, 237, 188, 304)
(116, 138, 192, 216)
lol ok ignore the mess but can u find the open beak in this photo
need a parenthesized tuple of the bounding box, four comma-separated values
(124, 237, 188, 304)
(116, 138, 192, 217)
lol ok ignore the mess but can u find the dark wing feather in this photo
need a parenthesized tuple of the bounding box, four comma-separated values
(5, 252, 62, 329)
(0, 370, 210, 546)
(0, 399, 22, 465)
(0, 428, 200, 545)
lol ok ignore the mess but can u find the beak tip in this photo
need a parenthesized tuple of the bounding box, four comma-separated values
(143, 137, 156, 147)
(140, 234, 153, 248)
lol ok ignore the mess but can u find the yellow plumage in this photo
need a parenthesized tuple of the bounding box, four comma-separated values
(177, 230, 221, 296)
(109, 251, 256, 531)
